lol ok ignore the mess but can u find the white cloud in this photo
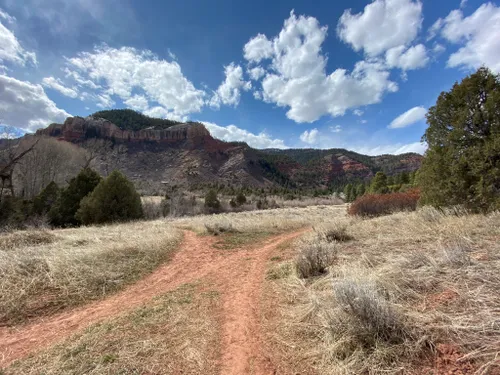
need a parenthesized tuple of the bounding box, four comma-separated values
(337, 0, 423, 56)
(460, 0, 468, 9)
(144, 107, 187, 122)
(432, 43, 446, 54)
(354, 141, 426, 155)
(201, 121, 287, 149)
(0, 74, 70, 131)
(330, 125, 342, 133)
(124, 94, 149, 111)
(248, 66, 266, 80)
(441, 3, 500, 73)
(66, 45, 207, 118)
(63, 67, 101, 89)
(353, 109, 364, 116)
(252, 12, 397, 123)
(210, 63, 251, 108)
(427, 18, 444, 41)
(300, 128, 319, 144)
(243, 33, 273, 63)
(0, 14, 37, 66)
(385, 44, 429, 70)
(388, 106, 426, 129)
(0, 8, 16, 24)
(253, 91, 262, 100)
(42, 76, 78, 98)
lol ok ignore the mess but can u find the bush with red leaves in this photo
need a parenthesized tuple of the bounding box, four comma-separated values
(348, 189, 420, 217)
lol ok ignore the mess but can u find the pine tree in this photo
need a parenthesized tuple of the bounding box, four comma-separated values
(369, 172, 389, 194)
(355, 183, 366, 198)
(49, 168, 102, 227)
(344, 183, 354, 202)
(419, 67, 500, 211)
(33, 181, 60, 215)
(76, 170, 143, 224)
(204, 189, 221, 212)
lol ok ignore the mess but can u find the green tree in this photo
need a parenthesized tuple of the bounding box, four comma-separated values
(49, 168, 102, 227)
(235, 192, 247, 206)
(33, 181, 60, 215)
(355, 183, 366, 198)
(204, 189, 221, 212)
(76, 170, 143, 224)
(419, 67, 500, 211)
(344, 183, 354, 202)
(369, 172, 389, 194)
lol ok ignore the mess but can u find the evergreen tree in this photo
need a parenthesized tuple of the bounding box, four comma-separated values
(76, 170, 143, 224)
(355, 183, 366, 198)
(204, 189, 221, 212)
(49, 168, 102, 227)
(419, 67, 500, 211)
(369, 172, 389, 194)
(235, 192, 247, 206)
(33, 181, 60, 215)
(344, 183, 354, 202)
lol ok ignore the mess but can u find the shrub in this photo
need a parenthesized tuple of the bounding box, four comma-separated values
(49, 168, 102, 227)
(348, 189, 420, 217)
(317, 222, 353, 242)
(204, 189, 221, 213)
(0, 196, 32, 229)
(76, 170, 143, 225)
(296, 242, 335, 279)
(32, 181, 60, 216)
(235, 192, 247, 206)
(332, 279, 410, 346)
(204, 222, 238, 236)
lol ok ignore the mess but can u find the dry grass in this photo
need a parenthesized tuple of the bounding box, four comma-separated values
(264, 208, 500, 374)
(5, 282, 221, 375)
(0, 221, 182, 325)
(173, 204, 348, 234)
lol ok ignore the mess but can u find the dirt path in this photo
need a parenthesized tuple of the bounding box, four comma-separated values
(0, 229, 306, 373)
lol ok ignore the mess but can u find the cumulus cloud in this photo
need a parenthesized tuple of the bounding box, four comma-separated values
(248, 66, 266, 80)
(65, 45, 206, 119)
(124, 94, 149, 111)
(42, 76, 78, 98)
(210, 63, 251, 108)
(353, 109, 364, 116)
(427, 18, 444, 41)
(0, 12, 37, 66)
(243, 33, 273, 63)
(0, 75, 70, 130)
(385, 44, 429, 70)
(388, 106, 426, 129)
(246, 11, 398, 123)
(337, 0, 423, 57)
(300, 128, 319, 144)
(441, 3, 500, 73)
(201, 121, 287, 149)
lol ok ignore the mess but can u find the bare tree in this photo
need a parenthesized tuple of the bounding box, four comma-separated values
(0, 137, 39, 201)
(14, 137, 86, 198)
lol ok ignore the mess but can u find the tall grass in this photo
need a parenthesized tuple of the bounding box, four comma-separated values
(265, 208, 500, 374)
(0, 221, 181, 324)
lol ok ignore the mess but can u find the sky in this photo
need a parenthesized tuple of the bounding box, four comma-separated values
(0, 0, 499, 154)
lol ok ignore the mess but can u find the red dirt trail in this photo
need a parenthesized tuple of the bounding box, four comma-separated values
(0, 229, 306, 374)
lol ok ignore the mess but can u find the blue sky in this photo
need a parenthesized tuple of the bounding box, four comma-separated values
(0, 0, 499, 154)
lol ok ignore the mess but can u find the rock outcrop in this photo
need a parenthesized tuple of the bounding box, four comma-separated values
(36, 116, 213, 148)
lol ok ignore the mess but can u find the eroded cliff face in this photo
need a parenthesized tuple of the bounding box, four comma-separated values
(36, 116, 213, 148)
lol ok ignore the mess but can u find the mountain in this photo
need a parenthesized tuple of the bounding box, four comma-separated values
(33, 110, 422, 193)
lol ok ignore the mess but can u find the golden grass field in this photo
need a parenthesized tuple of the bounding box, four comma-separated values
(1, 205, 499, 374)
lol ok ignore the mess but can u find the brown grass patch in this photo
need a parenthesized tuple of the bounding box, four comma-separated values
(0, 221, 182, 325)
(5, 282, 221, 375)
(264, 208, 500, 374)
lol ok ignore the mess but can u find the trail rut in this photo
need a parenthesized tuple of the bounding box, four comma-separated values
(0, 229, 306, 374)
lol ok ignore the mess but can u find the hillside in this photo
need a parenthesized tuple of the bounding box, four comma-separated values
(32, 110, 422, 192)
